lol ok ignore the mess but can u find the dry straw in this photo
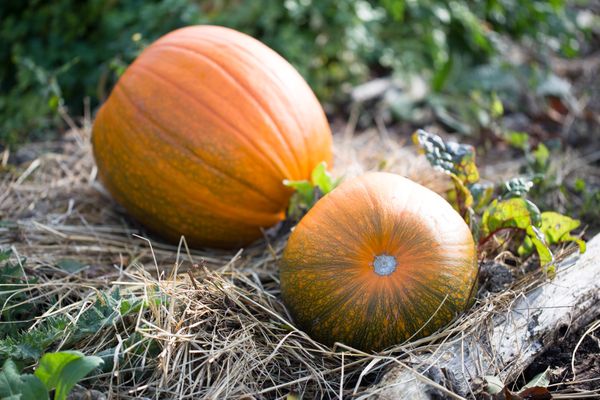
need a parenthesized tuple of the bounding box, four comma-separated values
(0, 121, 595, 399)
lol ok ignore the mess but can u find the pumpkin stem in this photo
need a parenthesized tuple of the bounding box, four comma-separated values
(373, 255, 397, 276)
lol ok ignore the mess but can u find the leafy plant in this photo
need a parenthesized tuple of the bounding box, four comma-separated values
(0, 250, 44, 338)
(0, 351, 103, 400)
(284, 162, 340, 219)
(0, 287, 147, 364)
(35, 351, 103, 400)
(1, 0, 590, 147)
(0, 359, 48, 400)
(504, 130, 600, 233)
(413, 130, 585, 273)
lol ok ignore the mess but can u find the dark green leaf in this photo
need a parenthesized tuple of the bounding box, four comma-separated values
(0, 249, 11, 263)
(55, 259, 88, 273)
(0, 359, 49, 400)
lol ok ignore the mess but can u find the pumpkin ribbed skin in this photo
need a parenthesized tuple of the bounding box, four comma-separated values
(280, 172, 478, 351)
(92, 25, 332, 248)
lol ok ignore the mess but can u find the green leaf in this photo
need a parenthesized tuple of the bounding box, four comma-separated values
(532, 143, 550, 173)
(505, 131, 530, 151)
(539, 212, 586, 253)
(522, 368, 550, 390)
(432, 56, 454, 92)
(310, 161, 336, 194)
(283, 179, 315, 209)
(484, 375, 505, 394)
(0, 359, 49, 400)
(481, 198, 541, 237)
(284, 162, 340, 219)
(526, 225, 554, 273)
(490, 93, 504, 118)
(518, 212, 586, 268)
(0, 249, 11, 263)
(480, 199, 557, 272)
(35, 351, 103, 400)
(574, 178, 586, 193)
(55, 259, 88, 273)
(517, 235, 534, 257)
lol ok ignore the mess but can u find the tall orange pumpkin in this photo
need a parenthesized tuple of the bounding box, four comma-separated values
(92, 25, 333, 248)
(280, 172, 478, 351)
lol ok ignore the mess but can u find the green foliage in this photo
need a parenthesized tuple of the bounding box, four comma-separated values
(0, 285, 146, 364)
(35, 351, 103, 400)
(1, 0, 203, 147)
(519, 212, 586, 260)
(481, 198, 542, 235)
(55, 259, 88, 274)
(412, 129, 483, 219)
(0, 253, 162, 396)
(0, 251, 43, 338)
(0, 359, 49, 400)
(1, 0, 588, 147)
(503, 131, 600, 232)
(284, 161, 339, 220)
(0, 251, 163, 371)
(413, 130, 585, 272)
(0, 352, 102, 400)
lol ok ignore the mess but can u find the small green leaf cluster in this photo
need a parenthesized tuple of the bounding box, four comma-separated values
(0, 351, 103, 400)
(413, 130, 585, 274)
(506, 130, 600, 233)
(0, 251, 163, 397)
(0, 251, 44, 338)
(283, 162, 340, 220)
(0, 285, 149, 365)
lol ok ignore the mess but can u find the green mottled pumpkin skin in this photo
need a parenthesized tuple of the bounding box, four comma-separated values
(280, 172, 478, 351)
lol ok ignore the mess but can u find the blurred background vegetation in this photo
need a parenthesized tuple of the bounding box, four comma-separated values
(1, 0, 597, 148)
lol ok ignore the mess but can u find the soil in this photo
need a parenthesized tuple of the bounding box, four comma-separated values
(519, 322, 600, 393)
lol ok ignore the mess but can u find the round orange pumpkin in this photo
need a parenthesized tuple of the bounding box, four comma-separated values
(92, 25, 332, 248)
(280, 172, 478, 351)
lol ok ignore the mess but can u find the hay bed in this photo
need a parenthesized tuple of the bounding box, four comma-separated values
(0, 124, 593, 399)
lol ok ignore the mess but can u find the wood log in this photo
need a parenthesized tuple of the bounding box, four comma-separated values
(369, 233, 600, 399)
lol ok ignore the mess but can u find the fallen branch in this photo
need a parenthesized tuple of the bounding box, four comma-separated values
(370, 233, 600, 399)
